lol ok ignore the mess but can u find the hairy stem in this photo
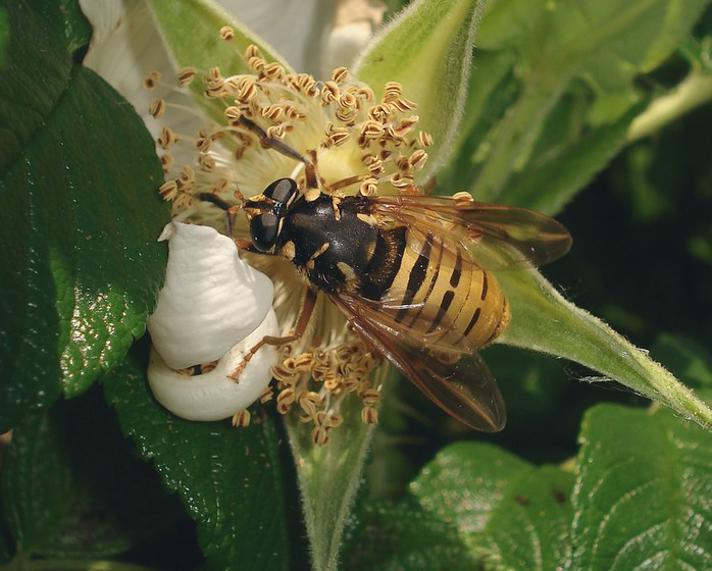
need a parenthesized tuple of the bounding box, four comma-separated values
(626, 71, 712, 143)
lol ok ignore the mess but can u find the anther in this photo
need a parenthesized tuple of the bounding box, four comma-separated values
(361, 406, 379, 424)
(157, 127, 178, 149)
(160, 154, 174, 173)
(331, 66, 349, 83)
(245, 44, 264, 60)
(158, 180, 179, 201)
(144, 70, 161, 89)
(264, 62, 287, 79)
(325, 123, 350, 147)
(259, 386, 274, 404)
(452, 191, 474, 206)
(409, 149, 428, 170)
(359, 178, 379, 197)
(232, 409, 251, 427)
(219, 25, 235, 40)
(177, 67, 197, 87)
(418, 131, 434, 147)
(321, 81, 340, 105)
(149, 98, 166, 119)
(198, 153, 215, 172)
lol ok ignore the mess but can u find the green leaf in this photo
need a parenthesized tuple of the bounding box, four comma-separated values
(0, 66, 167, 427)
(0, 390, 184, 561)
(0, 7, 8, 68)
(569, 404, 712, 570)
(0, 0, 168, 427)
(0, 0, 72, 172)
(147, 0, 292, 122)
(497, 268, 712, 429)
(410, 442, 532, 543)
(501, 102, 642, 214)
(58, 0, 92, 56)
(103, 349, 289, 571)
(286, 368, 390, 571)
(350, 442, 575, 570)
(0, 413, 72, 552)
(353, 0, 487, 183)
(478, 467, 574, 570)
(470, 0, 710, 203)
(345, 500, 477, 570)
(346, 442, 533, 570)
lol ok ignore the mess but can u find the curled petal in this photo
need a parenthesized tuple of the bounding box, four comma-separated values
(148, 310, 280, 421)
(148, 222, 273, 369)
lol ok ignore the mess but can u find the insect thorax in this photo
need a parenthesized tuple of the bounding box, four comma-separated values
(280, 194, 379, 293)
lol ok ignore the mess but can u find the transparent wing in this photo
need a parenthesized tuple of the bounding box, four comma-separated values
(369, 195, 572, 270)
(330, 293, 506, 432)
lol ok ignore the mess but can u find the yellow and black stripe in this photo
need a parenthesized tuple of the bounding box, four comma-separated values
(360, 227, 510, 350)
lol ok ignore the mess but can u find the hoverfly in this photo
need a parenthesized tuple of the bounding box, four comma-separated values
(200, 117, 572, 432)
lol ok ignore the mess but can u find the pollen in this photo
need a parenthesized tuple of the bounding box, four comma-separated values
(148, 31, 436, 443)
(219, 25, 235, 41)
(271, 337, 382, 444)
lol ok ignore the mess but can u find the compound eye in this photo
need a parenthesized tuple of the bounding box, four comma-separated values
(250, 213, 279, 252)
(263, 178, 297, 205)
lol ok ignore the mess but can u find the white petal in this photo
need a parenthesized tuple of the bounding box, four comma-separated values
(148, 222, 274, 369)
(80, 0, 200, 140)
(148, 310, 280, 421)
(321, 0, 386, 74)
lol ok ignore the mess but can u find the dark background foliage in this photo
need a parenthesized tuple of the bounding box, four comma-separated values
(0, 1, 710, 570)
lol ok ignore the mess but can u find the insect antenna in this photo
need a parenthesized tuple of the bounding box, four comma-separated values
(237, 116, 319, 190)
(197, 192, 242, 236)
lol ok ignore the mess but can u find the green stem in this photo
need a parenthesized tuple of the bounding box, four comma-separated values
(626, 71, 712, 143)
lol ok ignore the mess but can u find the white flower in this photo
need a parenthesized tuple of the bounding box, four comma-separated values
(81, 0, 393, 436)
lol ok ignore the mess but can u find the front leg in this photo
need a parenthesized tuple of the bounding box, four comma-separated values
(228, 287, 318, 381)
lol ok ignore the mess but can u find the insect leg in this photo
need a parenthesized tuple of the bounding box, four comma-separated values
(228, 287, 318, 381)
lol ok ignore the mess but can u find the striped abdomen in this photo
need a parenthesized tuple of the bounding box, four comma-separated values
(362, 228, 510, 350)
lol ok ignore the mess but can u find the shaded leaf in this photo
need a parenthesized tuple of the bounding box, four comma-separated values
(479, 467, 574, 571)
(497, 268, 712, 429)
(470, 0, 710, 203)
(0, 0, 72, 171)
(0, 413, 72, 552)
(0, 7, 8, 68)
(58, 0, 92, 55)
(103, 349, 289, 571)
(569, 404, 712, 570)
(349, 442, 575, 570)
(0, 390, 184, 560)
(354, 0, 487, 182)
(345, 499, 477, 570)
(502, 103, 643, 214)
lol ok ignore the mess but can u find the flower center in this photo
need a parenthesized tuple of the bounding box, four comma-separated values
(146, 29, 433, 443)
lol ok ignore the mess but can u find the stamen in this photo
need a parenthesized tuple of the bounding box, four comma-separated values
(331, 66, 349, 83)
(149, 98, 166, 119)
(177, 67, 197, 87)
(150, 32, 433, 441)
(232, 409, 251, 427)
(144, 70, 161, 90)
(219, 25, 235, 41)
